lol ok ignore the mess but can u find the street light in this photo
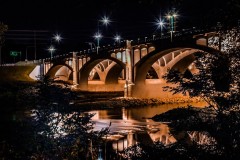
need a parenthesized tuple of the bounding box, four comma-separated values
(166, 11, 178, 42)
(100, 16, 110, 26)
(145, 37, 148, 42)
(94, 32, 102, 54)
(153, 34, 155, 40)
(86, 42, 96, 50)
(48, 45, 56, 59)
(157, 19, 165, 38)
(47, 33, 61, 59)
(53, 34, 62, 43)
(94, 16, 111, 54)
(114, 35, 121, 46)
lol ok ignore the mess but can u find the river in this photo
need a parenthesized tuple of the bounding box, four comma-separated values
(86, 101, 208, 154)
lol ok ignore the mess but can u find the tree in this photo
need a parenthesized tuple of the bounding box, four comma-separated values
(161, 26, 240, 158)
(0, 22, 8, 65)
(163, 27, 240, 114)
(28, 76, 110, 159)
(1, 76, 110, 159)
(115, 25, 240, 160)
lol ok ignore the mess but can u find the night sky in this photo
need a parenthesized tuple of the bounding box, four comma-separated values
(0, 0, 239, 61)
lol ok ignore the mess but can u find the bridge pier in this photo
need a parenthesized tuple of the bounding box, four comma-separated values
(39, 59, 45, 80)
(125, 40, 133, 97)
(72, 52, 79, 85)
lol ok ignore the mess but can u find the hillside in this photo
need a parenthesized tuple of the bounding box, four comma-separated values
(0, 65, 36, 83)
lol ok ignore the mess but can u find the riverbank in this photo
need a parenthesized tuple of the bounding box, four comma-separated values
(72, 96, 206, 111)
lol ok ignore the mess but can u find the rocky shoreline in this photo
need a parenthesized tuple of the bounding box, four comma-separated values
(72, 96, 205, 111)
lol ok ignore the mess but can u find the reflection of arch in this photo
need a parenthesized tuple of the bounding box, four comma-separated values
(146, 119, 176, 145)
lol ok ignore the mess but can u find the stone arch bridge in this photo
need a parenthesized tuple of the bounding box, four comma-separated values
(33, 30, 222, 98)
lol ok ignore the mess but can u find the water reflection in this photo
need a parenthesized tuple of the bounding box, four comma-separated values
(88, 102, 208, 151)
(187, 131, 217, 145)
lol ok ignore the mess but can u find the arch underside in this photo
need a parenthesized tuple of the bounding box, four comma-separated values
(78, 58, 126, 91)
(46, 64, 73, 83)
(132, 47, 209, 98)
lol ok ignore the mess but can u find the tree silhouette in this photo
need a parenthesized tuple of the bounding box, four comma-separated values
(0, 22, 8, 65)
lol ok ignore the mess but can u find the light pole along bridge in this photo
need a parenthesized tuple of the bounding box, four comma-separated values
(31, 29, 222, 99)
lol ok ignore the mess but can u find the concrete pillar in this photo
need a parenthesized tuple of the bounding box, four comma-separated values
(72, 52, 79, 85)
(78, 59, 83, 69)
(39, 59, 45, 80)
(125, 40, 133, 97)
(124, 83, 128, 98)
(43, 59, 46, 75)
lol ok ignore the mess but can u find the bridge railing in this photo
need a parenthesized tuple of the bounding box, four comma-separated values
(44, 26, 218, 62)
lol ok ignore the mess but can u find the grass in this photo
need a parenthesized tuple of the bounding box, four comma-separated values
(0, 65, 37, 83)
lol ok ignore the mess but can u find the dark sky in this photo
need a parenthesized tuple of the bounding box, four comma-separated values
(0, 0, 239, 61)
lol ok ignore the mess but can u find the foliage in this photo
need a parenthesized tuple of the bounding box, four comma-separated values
(0, 75, 109, 159)
(122, 141, 221, 160)
(0, 22, 8, 46)
(163, 27, 240, 114)
(122, 26, 240, 160)
(28, 75, 110, 159)
(0, 22, 8, 65)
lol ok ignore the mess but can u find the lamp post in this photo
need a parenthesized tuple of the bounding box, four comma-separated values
(53, 34, 62, 43)
(86, 42, 96, 50)
(48, 45, 56, 59)
(153, 34, 155, 40)
(48, 34, 61, 59)
(34, 31, 37, 60)
(25, 46, 34, 61)
(114, 35, 121, 46)
(158, 20, 164, 38)
(94, 16, 111, 54)
(94, 32, 102, 54)
(155, 16, 165, 39)
(167, 12, 178, 42)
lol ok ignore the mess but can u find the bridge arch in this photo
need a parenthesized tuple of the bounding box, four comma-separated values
(45, 62, 73, 82)
(132, 45, 221, 98)
(78, 57, 125, 91)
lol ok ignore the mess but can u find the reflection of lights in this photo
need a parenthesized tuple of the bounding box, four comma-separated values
(187, 131, 217, 145)
(122, 108, 128, 120)
(47, 112, 67, 138)
(146, 119, 176, 145)
(31, 111, 95, 138)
